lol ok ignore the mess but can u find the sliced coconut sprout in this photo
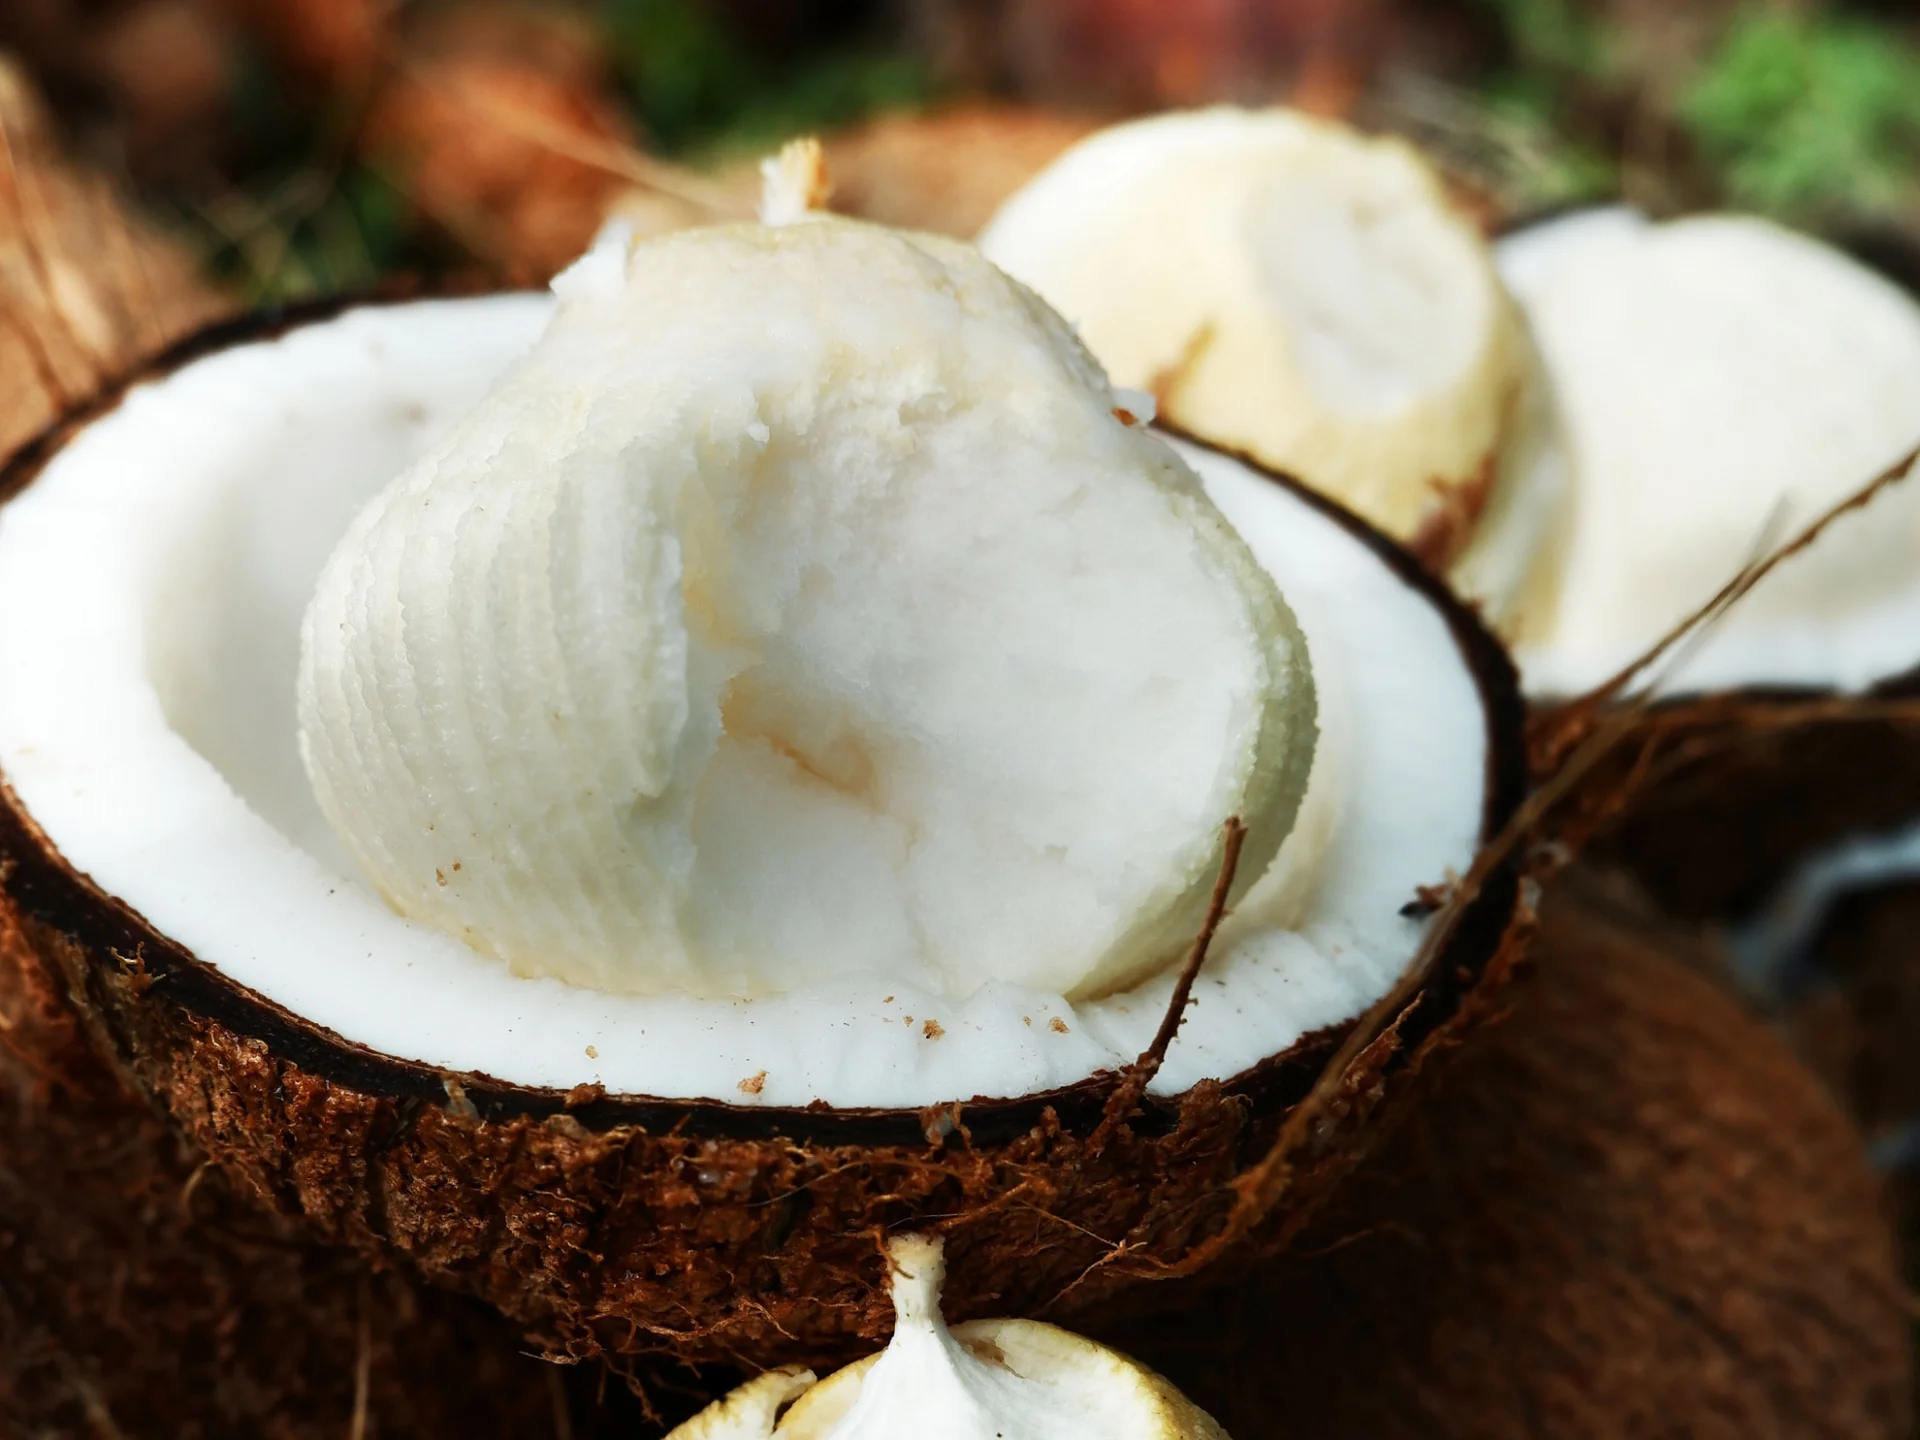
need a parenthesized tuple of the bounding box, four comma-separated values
(1489, 211, 1920, 696)
(297, 218, 1315, 1002)
(0, 287, 1495, 1107)
(667, 1235, 1229, 1440)
(978, 106, 1536, 578)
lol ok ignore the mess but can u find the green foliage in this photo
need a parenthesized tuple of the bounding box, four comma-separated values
(191, 164, 410, 304)
(600, 0, 930, 156)
(1481, 0, 1612, 81)
(1683, 7, 1920, 221)
(1447, 0, 1617, 210)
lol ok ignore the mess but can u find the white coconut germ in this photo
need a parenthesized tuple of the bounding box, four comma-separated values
(668, 1235, 1229, 1440)
(978, 106, 1530, 565)
(296, 217, 1316, 1003)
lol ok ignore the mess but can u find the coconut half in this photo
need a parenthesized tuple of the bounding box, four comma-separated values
(978, 106, 1551, 603)
(0, 246, 1523, 1362)
(1486, 208, 1920, 939)
(1489, 208, 1920, 698)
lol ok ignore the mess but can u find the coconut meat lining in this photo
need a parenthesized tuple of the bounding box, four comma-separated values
(1492, 209, 1920, 697)
(0, 298, 1490, 1109)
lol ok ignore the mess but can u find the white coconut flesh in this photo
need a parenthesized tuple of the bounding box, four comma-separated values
(1488, 209, 1920, 697)
(977, 106, 1540, 574)
(668, 1235, 1228, 1440)
(0, 276, 1493, 1112)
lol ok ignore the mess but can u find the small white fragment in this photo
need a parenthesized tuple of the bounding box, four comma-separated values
(549, 220, 634, 302)
(759, 137, 833, 226)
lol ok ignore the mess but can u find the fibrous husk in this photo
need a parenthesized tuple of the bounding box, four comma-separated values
(1532, 683, 1920, 922)
(6, 858, 1902, 1436)
(0, 870, 677, 1438)
(0, 54, 229, 462)
(1, 805, 1526, 1375)
(1096, 870, 1912, 1438)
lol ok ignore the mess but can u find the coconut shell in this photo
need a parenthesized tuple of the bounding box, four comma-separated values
(0, 301, 1529, 1373)
(1094, 869, 1913, 1438)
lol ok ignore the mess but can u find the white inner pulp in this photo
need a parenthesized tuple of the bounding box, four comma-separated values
(1490, 208, 1920, 697)
(0, 297, 1490, 1109)
(978, 106, 1522, 552)
(672, 1234, 1219, 1440)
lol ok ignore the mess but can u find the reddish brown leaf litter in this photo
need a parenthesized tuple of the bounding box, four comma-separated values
(820, 104, 1102, 239)
(0, 57, 230, 463)
(1098, 872, 1913, 1439)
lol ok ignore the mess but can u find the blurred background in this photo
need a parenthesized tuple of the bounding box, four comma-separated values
(7, 0, 1920, 288)
(5, 0, 1920, 451)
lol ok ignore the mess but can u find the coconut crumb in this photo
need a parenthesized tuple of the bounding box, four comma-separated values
(739, 1070, 767, 1095)
(1111, 387, 1157, 427)
(584, 1044, 598, 1060)
(1050, 1017, 1069, 1034)
(758, 137, 832, 226)
(922, 1019, 944, 1040)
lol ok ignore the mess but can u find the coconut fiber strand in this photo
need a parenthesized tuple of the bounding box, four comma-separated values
(1099, 873, 1911, 1440)
(3, 864, 1906, 1437)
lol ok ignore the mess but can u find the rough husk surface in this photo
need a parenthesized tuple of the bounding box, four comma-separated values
(6, 867, 1903, 1437)
(0, 882, 686, 1438)
(1536, 683, 1920, 921)
(1100, 873, 1913, 1439)
(9, 878, 1522, 1372)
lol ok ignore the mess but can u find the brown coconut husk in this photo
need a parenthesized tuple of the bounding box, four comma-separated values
(1511, 415, 1920, 919)
(0, 303, 1531, 1374)
(0, 857, 690, 1438)
(0, 54, 230, 462)
(1534, 681, 1920, 924)
(1096, 869, 1913, 1439)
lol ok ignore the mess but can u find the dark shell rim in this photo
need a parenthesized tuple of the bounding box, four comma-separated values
(0, 293, 1527, 1146)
